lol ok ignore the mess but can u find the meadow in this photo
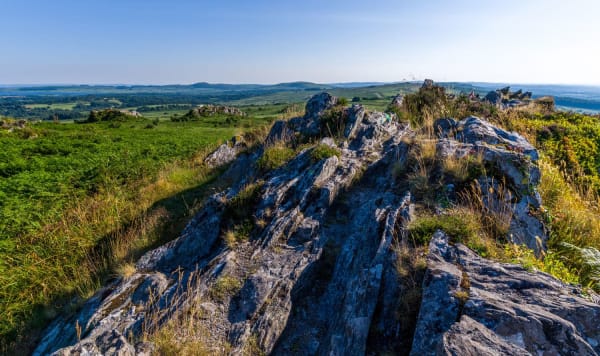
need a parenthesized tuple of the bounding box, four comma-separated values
(0, 111, 278, 352)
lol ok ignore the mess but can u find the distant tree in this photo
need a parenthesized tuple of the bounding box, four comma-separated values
(87, 111, 99, 123)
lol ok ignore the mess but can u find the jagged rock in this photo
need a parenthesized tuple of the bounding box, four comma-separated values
(204, 136, 247, 168)
(437, 117, 545, 252)
(442, 316, 531, 356)
(344, 104, 366, 139)
(433, 118, 457, 138)
(535, 96, 556, 112)
(509, 89, 523, 100)
(456, 116, 538, 161)
(390, 94, 404, 108)
(411, 231, 600, 356)
(265, 120, 295, 144)
(53, 330, 136, 356)
(289, 92, 339, 137)
(484, 90, 502, 105)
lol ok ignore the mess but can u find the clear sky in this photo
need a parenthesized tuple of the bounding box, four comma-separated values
(1, 0, 599, 85)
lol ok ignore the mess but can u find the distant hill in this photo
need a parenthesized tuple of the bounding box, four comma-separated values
(1, 81, 599, 113)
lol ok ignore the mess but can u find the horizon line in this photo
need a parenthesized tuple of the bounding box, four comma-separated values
(1, 80, 600, 88)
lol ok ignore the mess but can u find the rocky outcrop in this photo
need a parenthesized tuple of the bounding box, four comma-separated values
(436, 116, 545, 253)
(288, 92, 339, 137)
(204, 136, 247, 168)
(192, 104, 246, 117)
(484, 86, 535, 108)
(411, 231, 600, 355)
(34, 90, 594, 356)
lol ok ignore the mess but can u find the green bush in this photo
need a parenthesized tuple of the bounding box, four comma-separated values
(320, 106, 347, 137)
(402, 83, 448, 128)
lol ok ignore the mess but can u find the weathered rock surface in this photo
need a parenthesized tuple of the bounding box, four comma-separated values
(436, 116, 546, 253)
(483, 87, 535, 109)
(411, 231, 600, 355)
(204, 136, 247, 168)
(390, 94, 404, 108)
(484, 90, 503, 105)
(287, 92, 338, 138)
(34, 90, 595, 356)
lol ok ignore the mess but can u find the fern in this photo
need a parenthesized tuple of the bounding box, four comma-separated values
(559, 242, 600, 291)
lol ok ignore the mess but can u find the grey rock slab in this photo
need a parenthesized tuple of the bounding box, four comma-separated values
(411, 231, 600, 356)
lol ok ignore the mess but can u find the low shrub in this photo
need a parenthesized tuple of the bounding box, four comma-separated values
(320, 106, 347, 137)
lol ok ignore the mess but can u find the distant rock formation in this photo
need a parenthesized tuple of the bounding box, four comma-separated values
(192, 104, 246, 117)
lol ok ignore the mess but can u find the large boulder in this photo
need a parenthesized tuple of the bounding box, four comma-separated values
(456, 116, 538, 161)
(411, 231, 600, 356)
(484, 90, 503, 105)
(288, 92, 339, 137)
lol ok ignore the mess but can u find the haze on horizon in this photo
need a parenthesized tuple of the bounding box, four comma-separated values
(1, 0, 599, 86)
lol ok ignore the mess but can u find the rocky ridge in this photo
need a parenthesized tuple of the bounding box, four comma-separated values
(34, 86, 600, 355)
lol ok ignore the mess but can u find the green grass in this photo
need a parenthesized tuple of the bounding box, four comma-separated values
(407, 214, 478, 246)
(210, 275, 243, 302)
(257, 145, 296, 171)
(0, 116, 273, 353)
(310, 144, 341, 163)
(24, 103, 82, 110)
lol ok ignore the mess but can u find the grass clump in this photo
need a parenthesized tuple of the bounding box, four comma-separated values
(221, 182, 264, 247)
(392, 242, 428, 352)
(406, 139, 439, 204)
(407, 213, 478, 246)
(310, 144, 341, 163)
(143, 273, 232, 356)
(536, 157, 600, 291)
(441, 152, 485, 185)
(504, 244, 579, 286)
(257, 144, 295, 171)
(320, 101, 348, 137)
(210, 275, 243, 302)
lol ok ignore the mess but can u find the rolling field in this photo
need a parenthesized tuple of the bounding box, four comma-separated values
(0, 113, 276, 352)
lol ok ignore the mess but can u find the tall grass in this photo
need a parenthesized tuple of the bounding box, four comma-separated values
(142, 271, 232, 356)
(0, 122, 270, 354)
(537, 157, 600, 291)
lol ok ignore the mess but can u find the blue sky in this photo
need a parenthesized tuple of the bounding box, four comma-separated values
(1, 0, 599, 85)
